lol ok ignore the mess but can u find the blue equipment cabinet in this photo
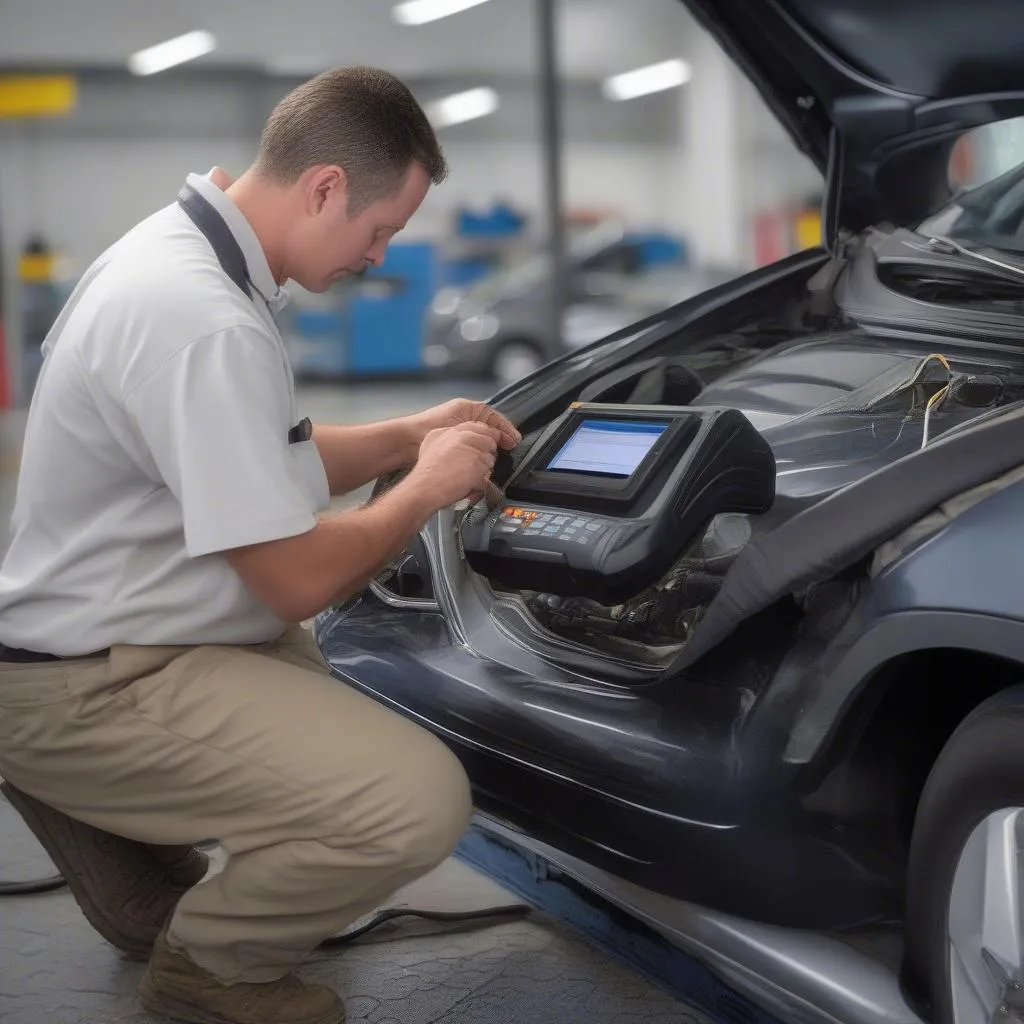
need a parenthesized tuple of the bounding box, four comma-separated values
(346, 243, 435, 375)
(288, 307, 348, 376)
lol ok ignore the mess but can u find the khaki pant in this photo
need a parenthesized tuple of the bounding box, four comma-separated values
(0, 626, 472, 983)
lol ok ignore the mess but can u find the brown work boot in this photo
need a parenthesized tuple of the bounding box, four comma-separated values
(139, 926, 346, 1024)
(0, 780, 209, 960)
(146, 842, 211, 893)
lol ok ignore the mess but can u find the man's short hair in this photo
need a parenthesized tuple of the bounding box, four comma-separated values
(255, 66, 448, 217)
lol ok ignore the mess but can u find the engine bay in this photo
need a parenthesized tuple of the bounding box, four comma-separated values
(475, 331, 1024, 662)
(370, 250, 1024, 668)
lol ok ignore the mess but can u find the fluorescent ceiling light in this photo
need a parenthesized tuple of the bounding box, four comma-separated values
(602, 59, 692, 101)
(128, 30, 216, 76)
(427, 87, 498, 128)
(393, 0, 492, 27)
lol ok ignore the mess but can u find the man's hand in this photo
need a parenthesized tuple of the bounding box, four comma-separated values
(407, 422, 499, 508)
(408, 399, 521, 454)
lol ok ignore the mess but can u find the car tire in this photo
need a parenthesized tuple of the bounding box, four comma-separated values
(490, 340, 545, 389)
(903, 686, 1024, 1024)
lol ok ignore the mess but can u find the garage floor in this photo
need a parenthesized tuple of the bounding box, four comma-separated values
(0, 381, 704, 1024)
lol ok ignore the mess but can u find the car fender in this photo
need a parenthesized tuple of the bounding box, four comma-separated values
(776, 476, 1024, 766)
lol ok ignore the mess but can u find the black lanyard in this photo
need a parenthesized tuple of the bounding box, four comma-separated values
(176, 184, 253, 300)
(176, 184, 311, 445)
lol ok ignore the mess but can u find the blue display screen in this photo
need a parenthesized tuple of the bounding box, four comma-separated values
(547, 419, 668, 477)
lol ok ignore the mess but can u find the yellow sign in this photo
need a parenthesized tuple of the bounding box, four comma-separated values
(0, 75, 77, 118)
(19, 253, 58, 283)
(795, 209, 822, 251)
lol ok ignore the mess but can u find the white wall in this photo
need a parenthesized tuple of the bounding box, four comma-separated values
(736, 73, 823, 213)
(411, 141, 679, 242)
(0, 49, 820, 398)
(0, 135, 256, 279)
(0, 69, 683, 398)
(0, 136, 678, 260)
(0, 70, 681, 269)
(667, 10, 822, 269)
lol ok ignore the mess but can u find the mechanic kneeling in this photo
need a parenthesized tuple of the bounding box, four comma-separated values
(0, 67, 520, 1024)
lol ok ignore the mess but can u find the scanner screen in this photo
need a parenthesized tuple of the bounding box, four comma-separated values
(547, 419, 668, 478)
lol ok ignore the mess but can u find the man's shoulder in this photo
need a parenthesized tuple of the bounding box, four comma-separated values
(60, 207, 277, 397)
(101, 206, 262, 328)
(69, 208, 268, 358)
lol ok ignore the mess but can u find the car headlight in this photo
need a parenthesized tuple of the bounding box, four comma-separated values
(431, 287, 463, 317)
(460, 313, 500, 342)
(423, 344, 451, 368)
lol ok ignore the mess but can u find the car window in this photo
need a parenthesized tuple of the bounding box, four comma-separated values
(918, 115, 1024, 252)
(464, 223, 630, 304)
(579, 244, 642, 276)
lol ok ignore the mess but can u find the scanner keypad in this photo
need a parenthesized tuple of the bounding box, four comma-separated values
(495, 507, 605, 547)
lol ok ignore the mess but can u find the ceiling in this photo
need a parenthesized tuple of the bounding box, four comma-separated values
(0, 0, 691, 82)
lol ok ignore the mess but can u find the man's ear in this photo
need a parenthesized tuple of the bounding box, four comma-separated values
(208, 166, 234, 190)
(305, 165, 348, 215)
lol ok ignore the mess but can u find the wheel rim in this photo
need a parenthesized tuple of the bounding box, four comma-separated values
(493, 344, 542, 387)
(948, 809, 1024, 1024)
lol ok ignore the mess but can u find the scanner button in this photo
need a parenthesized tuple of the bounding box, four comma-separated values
(571, 519, 586, 528)
(585, 523, 602, 532)
(543, 525, 560, 533)
(575, 536, 589, 545)
(563, 527, 577, 535)
(552, 516, 570, 525)
(495, 525, 520, 534)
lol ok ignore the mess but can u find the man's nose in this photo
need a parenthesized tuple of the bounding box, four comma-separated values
(366, 240, 389, 266)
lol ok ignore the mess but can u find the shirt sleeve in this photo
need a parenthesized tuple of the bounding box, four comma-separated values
(123, 324, 319, 558)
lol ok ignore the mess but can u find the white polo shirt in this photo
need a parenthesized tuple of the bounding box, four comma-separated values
(0, 172, 330, 656)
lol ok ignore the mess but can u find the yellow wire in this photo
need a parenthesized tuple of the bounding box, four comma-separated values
(922, 382, 950, 447)
(906, 353, 952, 420)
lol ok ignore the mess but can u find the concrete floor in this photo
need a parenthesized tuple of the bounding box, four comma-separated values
(0, 380, 703, 1023)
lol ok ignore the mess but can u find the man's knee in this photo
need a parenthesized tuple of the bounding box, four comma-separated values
(328, 728, 472, 872)
(387, 735, 472, 870)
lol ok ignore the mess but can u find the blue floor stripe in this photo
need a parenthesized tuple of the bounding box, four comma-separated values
(455, 824, 783, 1024)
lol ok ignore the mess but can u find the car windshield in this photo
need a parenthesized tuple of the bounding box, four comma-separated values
(464, 221, 628, 304)
(918, 115, 1024, 254)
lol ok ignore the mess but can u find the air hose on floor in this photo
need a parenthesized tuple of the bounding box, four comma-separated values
(0, 861, 528, 945)
(0, 871, 66, 895)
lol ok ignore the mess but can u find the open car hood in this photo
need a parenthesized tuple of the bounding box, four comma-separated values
(682, 0, 1024, 242)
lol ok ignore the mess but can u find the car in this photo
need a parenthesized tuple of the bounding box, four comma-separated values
(314, 4, 1024, 1024)
(423, 222, 734, 388)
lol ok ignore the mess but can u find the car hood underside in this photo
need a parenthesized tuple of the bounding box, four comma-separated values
(682, 0, 1024, 237)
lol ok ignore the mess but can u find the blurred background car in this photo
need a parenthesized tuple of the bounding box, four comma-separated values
(422, 221, 740, 386)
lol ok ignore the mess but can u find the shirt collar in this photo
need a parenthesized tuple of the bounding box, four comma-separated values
(184, 171, 289, 315)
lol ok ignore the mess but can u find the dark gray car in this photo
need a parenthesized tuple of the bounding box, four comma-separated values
(424, 224, 736, 388)
(317, 5, 1024, 1024)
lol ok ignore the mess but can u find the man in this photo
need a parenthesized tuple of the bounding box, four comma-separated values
(0, 66, 520, 1024)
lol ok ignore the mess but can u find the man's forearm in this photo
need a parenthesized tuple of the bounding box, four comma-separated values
(306, 477, 436, 614)
(225, 474, 437, 623)
(312, 418, 423, 495)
